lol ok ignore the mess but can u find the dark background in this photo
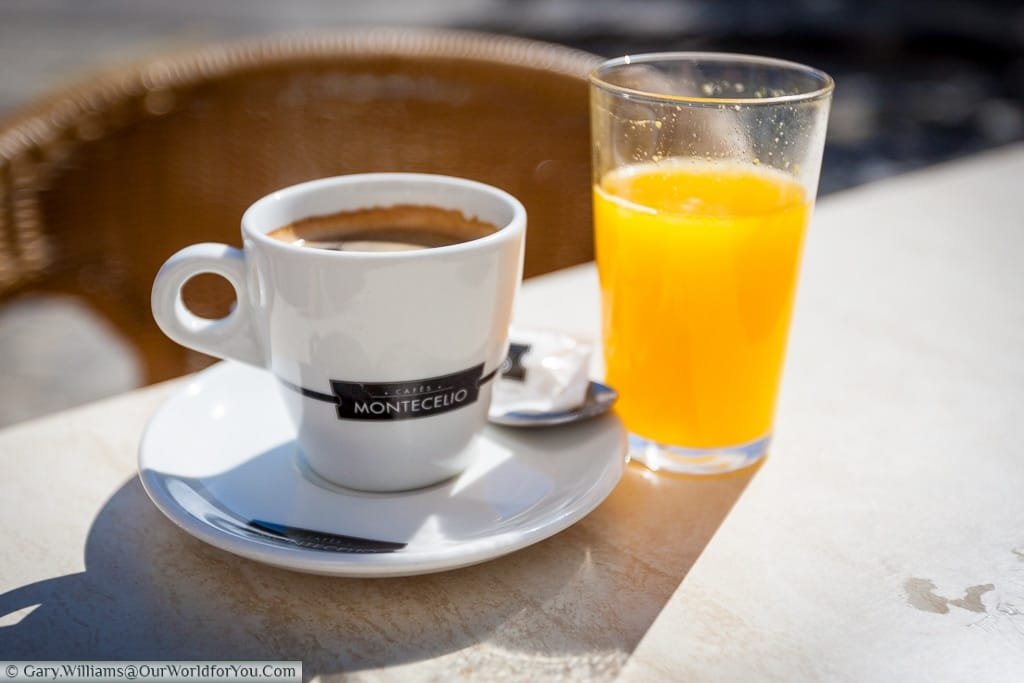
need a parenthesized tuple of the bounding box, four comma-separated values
(470, 0, 1024, 194)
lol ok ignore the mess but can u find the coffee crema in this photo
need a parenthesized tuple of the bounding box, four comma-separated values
(268, 204, 498, 252)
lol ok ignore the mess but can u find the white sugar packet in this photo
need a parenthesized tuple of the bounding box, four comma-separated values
(490, 327, 592, 415)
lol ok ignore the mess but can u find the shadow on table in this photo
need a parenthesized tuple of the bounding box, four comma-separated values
(0, 463, 757, 678)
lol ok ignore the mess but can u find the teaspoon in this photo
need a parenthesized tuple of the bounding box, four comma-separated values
(488, 381, 618, 427)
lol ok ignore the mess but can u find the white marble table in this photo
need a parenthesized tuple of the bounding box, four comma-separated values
(1, 144, 1022, 680)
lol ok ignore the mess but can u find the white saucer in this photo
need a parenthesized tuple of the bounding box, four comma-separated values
(139, 361, 627, 577)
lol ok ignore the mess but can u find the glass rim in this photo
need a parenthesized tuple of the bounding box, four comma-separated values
(590, 51, 834, 106)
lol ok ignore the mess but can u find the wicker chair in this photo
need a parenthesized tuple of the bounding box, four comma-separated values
(0, 30, 599, 385)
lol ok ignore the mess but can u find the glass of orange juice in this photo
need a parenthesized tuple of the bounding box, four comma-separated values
(590, 53, 833, 474)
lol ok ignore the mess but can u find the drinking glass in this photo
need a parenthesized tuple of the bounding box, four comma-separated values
(590, 53, 833, 474)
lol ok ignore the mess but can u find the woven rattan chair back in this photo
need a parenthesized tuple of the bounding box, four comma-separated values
(0, 31, 599, 383)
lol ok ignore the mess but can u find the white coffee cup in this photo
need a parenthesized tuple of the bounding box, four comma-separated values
(151, 173, 526, 491)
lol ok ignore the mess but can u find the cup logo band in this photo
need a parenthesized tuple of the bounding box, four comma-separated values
(279, 364, 496, 421)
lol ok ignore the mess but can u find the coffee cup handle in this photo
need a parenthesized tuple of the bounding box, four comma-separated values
(151, 243, 265, 368)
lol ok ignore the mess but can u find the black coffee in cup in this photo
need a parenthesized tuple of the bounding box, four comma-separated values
(268, 205, 498, 252)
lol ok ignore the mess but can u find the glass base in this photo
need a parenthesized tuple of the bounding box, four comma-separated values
(629, 433, 769, 476)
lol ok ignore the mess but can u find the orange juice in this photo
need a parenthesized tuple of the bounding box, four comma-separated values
(594, 161, 810, 448)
